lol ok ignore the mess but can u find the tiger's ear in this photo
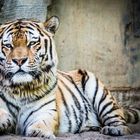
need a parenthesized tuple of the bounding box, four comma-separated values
(44, 16, 59, 34)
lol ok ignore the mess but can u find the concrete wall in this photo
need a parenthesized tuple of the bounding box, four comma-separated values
(48, 0, 140, 89)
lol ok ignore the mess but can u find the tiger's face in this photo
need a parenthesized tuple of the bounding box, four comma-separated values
(0, 16, 59, 85)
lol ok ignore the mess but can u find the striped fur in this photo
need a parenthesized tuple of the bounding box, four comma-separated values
(0, 16, 139, 138)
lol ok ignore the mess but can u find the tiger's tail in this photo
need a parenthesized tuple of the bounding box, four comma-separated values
(123, 107, 140, 124)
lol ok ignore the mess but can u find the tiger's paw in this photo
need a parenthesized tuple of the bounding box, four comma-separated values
(100, 125, 132, 136)
(0, 109, 15, 134)
(25, 125, 56, 139)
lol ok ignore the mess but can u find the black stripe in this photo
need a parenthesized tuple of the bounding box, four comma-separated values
(126, 111, 131, 123)
(92, 78, 99, 107)
(37, 28, 44, 36)
(23, 99, 55, 128)
(58, 86, 72, 132)
(0, 57, 5, 62)
(7, 105, 17, 119)
(78, 69, 89, 92)
(65, 111, 72, 132)
(2, 23, 14, 35)
(26, 26, 34, 31)
(103, 114, 125, 125)
(59, 78, 84, 132)
(102, 106, 119, 119)
(0, 63, 3, 66)
(107, 120, 126, 126)
(36, 45, 41, 52)
(59, 72, 91, 120)
(7, 31, 13, 38)
(71, 105, 82, 133)
(23, 120, 37, 135)
(58, 71, 90, 105)
(33, 23, 40, 28)
(14, 25, 25, 30)
(0, 94, 19, 110)
(49, 37, 53, 60)
(50, 109, 57, 112)
(44, 39, 48, 54)
(35, 38, 41, 52)
(0, 95, 18, 119)
(6, 27, 13, 33)
(29, 23, 44, 36)
(128, 109, 139, 124)
(99, 101, 112, 117)
(59, 79, 81, 110)
(28, 31, 34, 35)
(2, 47, 6, 56)
(44, 64, 54, 73)
(98, 88, 108, 113)
(58, 86, 70, 113)
(39, 54, 45, 61)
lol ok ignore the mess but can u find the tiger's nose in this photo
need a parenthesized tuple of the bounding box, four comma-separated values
(12, 57, 28, 66)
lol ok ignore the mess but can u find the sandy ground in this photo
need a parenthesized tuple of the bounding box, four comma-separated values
(0, 132, 140, 140)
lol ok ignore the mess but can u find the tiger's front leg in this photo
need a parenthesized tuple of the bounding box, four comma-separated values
(25, 119, 58, 139)
(0, 108, 16, 134)
(18, 112, 58, 138)
(0, 97, 16, 135)
(17, 99, 58, 138)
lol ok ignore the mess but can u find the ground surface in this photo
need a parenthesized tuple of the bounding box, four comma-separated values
(0, 132, 140, 140)
(0, 123, 140, 139)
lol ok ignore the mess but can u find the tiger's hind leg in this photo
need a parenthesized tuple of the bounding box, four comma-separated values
(83, 71, 131, 136)
(98, 89, 131, 136)
(0, 108, 15, 134)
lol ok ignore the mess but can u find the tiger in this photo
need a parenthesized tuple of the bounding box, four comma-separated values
(0, 16, 139, 139)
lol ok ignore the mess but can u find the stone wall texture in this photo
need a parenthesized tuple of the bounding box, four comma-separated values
(48, 0, 140, 89)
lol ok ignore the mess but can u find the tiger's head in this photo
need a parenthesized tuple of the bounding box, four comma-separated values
(0, 16, 59, 86)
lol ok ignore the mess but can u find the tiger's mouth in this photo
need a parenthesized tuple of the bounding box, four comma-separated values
(15, 69, 26, 75)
